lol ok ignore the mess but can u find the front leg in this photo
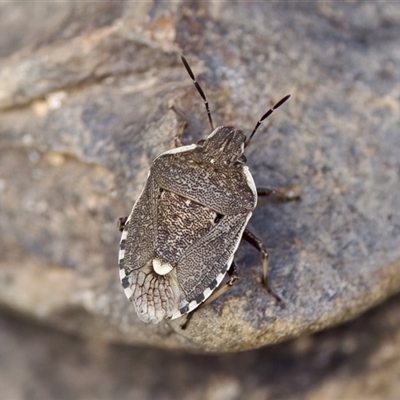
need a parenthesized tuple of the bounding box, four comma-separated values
(169, 104, 188, 148)
(257, 186, 300, 202)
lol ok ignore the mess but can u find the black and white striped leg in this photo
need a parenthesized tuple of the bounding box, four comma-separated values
(243, 228, 282, 302)
(117, 216, 128, 232)
(257, 187, 300, 202)
(181, 261, 239, 330)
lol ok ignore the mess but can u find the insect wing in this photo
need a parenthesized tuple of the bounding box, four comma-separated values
(119, 175, 181, 323)
(171, 211, 252, 319)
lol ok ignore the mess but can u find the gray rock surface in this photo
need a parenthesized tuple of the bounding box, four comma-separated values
(1, 295, 400, 399)
(1, 2, 400, 352)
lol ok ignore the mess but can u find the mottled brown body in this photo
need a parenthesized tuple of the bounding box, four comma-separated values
(118, 56, 292, 324)
(119, 127, 257, 323)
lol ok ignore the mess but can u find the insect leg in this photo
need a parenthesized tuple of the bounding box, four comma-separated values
(243, 229, 282, 302)
(257, 187, 300, 202)
(181, 262, 239, 330)
(199, 261, 239, 305)
(169, 104, 188, 147)
(117, 216, 128, 232)
(168, 104, 188, 148)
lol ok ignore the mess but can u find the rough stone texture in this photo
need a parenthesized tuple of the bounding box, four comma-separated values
(1, 1, 400, 353)
(1, 294, 400, 400)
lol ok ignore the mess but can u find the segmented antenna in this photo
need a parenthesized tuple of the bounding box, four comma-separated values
(181, 55, 214, 131)
(245, 94, 291, 147)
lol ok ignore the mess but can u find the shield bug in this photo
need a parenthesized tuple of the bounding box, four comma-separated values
(118, 55, 296, 324)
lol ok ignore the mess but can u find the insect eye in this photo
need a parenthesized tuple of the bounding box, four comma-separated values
(238, 155, 247, 163)
(214, 213, 224, 224)
(197, 139, 205, 146)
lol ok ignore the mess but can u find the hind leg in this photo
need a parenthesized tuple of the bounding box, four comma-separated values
(243, 228, 283, 302)
(181, 262, 239, 330)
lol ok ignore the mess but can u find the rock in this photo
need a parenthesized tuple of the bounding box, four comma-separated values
(0, 2, 399, 352)
(1, 294, 400, 399)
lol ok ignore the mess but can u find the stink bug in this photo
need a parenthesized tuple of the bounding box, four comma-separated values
(118, 55, 296, 324)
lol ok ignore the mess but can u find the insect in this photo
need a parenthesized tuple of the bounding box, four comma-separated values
(118, 55, 296, 324)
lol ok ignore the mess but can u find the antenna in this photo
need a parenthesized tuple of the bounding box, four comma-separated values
(181, 55, 214, 131)
(245, 94, 291, 147)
